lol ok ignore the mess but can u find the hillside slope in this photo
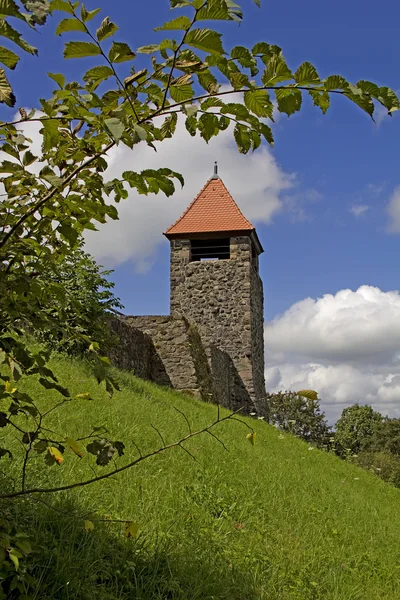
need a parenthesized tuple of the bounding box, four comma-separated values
(4, 355, 400, 600)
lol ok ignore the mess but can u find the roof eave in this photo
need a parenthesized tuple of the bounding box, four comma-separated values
(164, 228, 264, 254)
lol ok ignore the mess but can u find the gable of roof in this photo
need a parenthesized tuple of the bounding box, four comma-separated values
(164, 176, 255, 236)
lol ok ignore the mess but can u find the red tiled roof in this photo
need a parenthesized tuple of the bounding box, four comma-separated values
(164, 177, 254, 236)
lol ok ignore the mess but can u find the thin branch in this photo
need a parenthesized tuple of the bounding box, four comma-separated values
(161, 3, 204, 110)
(206, 429, 229, 452)
(0, 409, 244, 499)
(70, 5, 139, 121)
(177, 442, 199, 464)
(174, 406, 192, 434)
(150, 424, 166, 448)
(131, 440, 143, 458)
(229, 415, 254, 433)
(0, 141, 114, 250)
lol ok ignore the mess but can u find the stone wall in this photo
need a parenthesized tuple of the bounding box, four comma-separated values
(169, 235, 266, 415)
(250, 264, 267, 417)
(107, 317, 155, 381)
(107, 315, 257, 414)
(120, 315, 198, 392)
(210, 346, 252, 412)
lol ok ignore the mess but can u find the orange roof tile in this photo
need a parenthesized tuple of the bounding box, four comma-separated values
(164, 176, 254, 236)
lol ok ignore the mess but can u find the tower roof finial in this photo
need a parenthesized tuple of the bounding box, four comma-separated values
(212, 161, 219, 179)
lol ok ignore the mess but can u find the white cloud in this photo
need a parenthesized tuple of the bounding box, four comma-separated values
(83, 118, 295, 271)
(265, 285, 400, 423)
(349, 203, 369, 218)
(386, 185, 400, 233)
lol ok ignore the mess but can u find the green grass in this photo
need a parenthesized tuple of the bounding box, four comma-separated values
(3, 353, 400, 599)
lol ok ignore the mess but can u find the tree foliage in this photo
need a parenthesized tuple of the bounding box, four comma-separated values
(361, 417, 400, 456)
(0, 0, 397, 504)
(35, 240, 123, 355)
(267, 391, 332, 448)
(334, 404, 384, 458)
(0, 0, 51, 106)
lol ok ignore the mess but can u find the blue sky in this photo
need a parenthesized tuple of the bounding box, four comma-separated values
(6, 0, 400, 421)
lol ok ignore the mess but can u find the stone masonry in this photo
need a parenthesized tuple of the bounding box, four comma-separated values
(169, 236, 266, 415)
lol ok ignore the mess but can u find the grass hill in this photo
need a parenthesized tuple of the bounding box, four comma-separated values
(3, 354, 400, 600)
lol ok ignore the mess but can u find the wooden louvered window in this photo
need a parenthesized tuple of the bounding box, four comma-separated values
(190, 238, 230, 261)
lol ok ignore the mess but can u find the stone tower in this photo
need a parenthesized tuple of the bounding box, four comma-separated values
(164, 165, 266, 415)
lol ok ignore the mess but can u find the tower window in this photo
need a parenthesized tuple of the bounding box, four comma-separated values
(190, 238, 230, 261)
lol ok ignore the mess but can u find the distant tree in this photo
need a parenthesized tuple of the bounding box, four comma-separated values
(361, 418, 400, 456)
(267, 391, 332, 448)
(334, 404, 384, 458)
(352, 451, 400, 489)
(35, 240, 123, 355)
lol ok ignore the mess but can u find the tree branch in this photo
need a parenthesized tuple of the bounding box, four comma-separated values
(0, 409, 246, 499)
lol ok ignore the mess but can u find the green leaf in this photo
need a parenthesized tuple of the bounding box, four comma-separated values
(197, 70, 218, 93)
(247, 431, 256, 445)
(83, 65, 113, 89)
(137, 44, 160, 54)
(275, 88, 302, 116)
(262, 58, 293, 86)
(155, 16, 191, 31)
(80, 4, 101, 22)
(198, 112, 219, 142)
(124, 521, 138, 538)
(376, 86, 400, 114)
(133, 124, 147, 140)
(231, 45, 257, 71)
(49, 0, 74, 14)
(233, 123, 251, 153)
(244, 89, 273, 118)
(294, 61, 320, 86)
(197, 0, 230, 21)
(43, 172, 63, 187)
(96, 16, 118, 41)
(0, 45, 18, 69)
(47, 446, 64, 465)
(122, 170, 148, 194)
(48, 71, 65, 88)
(8, 549, 19, 571)
(297, 390, 318, 401)
(344, 90, 374, 119)
(41, 119, 60, 152)
(55, 18, 86, 35)
(64, 41, 101, 59)
(161, 113, 177, 138)
(309, 89, 330, 114)
(84, 519, 94, 532)
(323, 74, 349, 91)
(104, 117, 125, 142)
(75, 392, 92, 400)
(169, 83, 193, 102)
(220, 102, 250, 120)
(108, 41, 135, 63)
(22, 150, 37, 166)
(0, 19, 37, 55)
(186, 28, 225, 56)
(252, 41, 272, 55)
(259, 122, 274, 145)
(170, 0, 191, 6)
(0, 67, 14, 106)
(124, 69, 147, 86)
(183, 103, 198, 116)
(0, 0, 25, 21)
(66, 436, 84, 458)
